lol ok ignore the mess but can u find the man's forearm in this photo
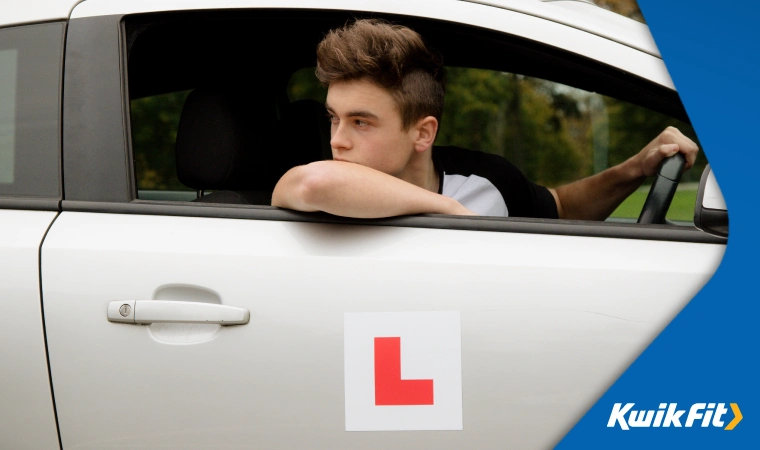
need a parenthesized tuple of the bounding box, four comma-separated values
(553, 126, 700, 221)
(553, 156, 645, 221)
(272, 160, 473, 218)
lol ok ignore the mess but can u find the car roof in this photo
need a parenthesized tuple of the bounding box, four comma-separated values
(1, 0, 659, 58)
(475, 0, 658, 56)
(1, 0, 84, 28)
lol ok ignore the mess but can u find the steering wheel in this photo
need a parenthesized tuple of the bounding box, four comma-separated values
(637, 153, 686, 224)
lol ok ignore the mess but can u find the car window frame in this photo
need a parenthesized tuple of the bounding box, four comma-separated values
(0, 21, 66, 211)
(60, 10, 726, 245)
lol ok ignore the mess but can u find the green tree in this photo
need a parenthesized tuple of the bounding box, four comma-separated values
(437, 68, 585, 186)
(130, 90, 191, 191)
(605, 98, 705, 182)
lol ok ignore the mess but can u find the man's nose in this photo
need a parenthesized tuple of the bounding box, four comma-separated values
(330, 122, 351, 151)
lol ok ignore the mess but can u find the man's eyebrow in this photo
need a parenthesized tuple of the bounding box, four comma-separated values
(347, 110, 380, 120)
(324, 104, 379, 120)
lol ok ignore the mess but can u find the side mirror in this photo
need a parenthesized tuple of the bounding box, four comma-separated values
(694, 165, 728, 237)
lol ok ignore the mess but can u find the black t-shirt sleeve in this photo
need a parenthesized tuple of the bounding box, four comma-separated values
(433, 146, 559, 219)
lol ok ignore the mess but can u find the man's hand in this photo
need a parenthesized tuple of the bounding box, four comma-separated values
(635, 126, 699, 178)
(553, 126, 700, 221)
(272, 160, 476, 218)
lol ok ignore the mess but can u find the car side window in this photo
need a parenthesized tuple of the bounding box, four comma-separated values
(123, 11, 705, 228)
(0, 23, 63, 200)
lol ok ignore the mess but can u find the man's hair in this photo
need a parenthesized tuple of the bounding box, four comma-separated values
(316, 19, 445, 130)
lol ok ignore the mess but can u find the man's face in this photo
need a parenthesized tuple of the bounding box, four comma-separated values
(325, 79, 416, 177)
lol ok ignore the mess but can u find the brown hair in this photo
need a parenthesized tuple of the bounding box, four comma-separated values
(316, 19, 445, 130)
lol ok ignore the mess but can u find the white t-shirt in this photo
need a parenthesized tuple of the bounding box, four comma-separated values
(433, 146, 558, 218)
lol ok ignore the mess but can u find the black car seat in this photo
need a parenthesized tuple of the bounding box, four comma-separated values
(176, 87, 283, 204)
(175, 89, 329, 205)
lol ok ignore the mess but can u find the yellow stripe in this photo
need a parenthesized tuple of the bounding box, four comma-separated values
(725, 403, 742, 430)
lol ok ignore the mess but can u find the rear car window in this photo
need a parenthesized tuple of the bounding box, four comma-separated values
(0, 23, 63, 198)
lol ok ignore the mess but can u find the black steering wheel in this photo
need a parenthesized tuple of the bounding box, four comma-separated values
(637, 153, 686, 224)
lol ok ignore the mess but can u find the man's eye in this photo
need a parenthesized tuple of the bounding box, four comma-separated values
(355, 120, 368, 127)
(326, 114, 338, 123)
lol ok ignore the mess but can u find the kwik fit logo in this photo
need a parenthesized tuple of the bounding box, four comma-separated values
(608, 403, 742, 430)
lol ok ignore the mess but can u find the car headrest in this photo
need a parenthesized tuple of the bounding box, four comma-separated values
(176, 91, 330, 194)
(175, 87, 278, 191)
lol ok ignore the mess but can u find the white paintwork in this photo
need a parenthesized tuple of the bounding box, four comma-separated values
(69, 0, 674, 88)
(0, 0, 83, 28)
(107, 300, 250, 324)
(703, 169, 727, 211)
(0, 210, 59, 450)
(42, 212, 724, 449)
(468, 0, 659, 56)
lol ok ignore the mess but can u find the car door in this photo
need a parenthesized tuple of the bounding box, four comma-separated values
(41, 1, 727, 449)
(42, 213, 725, 449)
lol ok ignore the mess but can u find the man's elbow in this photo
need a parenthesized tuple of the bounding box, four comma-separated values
(272, 162, 334, 211)
(297, 164, 334, 208)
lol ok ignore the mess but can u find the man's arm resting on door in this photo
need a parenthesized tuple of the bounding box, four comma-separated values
(272, 160, 476, 218)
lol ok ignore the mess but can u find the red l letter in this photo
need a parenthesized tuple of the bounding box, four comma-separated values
(374, 337, 434, 405)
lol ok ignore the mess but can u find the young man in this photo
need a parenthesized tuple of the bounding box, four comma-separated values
(272, 19, 699, 220)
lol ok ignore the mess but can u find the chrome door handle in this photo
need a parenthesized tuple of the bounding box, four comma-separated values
(107, 301, 249, 325)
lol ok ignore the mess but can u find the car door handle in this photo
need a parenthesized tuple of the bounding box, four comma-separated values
(107, 300, 249, 325)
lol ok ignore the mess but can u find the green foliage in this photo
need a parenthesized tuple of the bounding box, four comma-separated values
(436, 69, 586, 186)
(130, 90, 192, 191)
(287, 67, 327, 103)
(605, 99, 706, 183)
(611, 187, 698, 222)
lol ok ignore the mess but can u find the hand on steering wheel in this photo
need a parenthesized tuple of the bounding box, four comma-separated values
(637, 153, 686, 224)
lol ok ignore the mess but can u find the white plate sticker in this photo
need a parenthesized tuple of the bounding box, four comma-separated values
(344, 311, 462, 431)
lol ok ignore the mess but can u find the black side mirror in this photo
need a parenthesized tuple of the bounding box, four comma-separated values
(694, 164, 728, 237)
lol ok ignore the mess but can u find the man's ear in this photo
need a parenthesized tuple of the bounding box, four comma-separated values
(413, 116, 439, 152)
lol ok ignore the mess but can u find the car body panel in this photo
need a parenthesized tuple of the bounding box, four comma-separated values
(42, 212, 724, 448)
(0, 0, 83, 28)
(0, 210, 59, 450)
(476, 0, 659, 56)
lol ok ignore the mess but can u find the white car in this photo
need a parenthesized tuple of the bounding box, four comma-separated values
(1, 0, 728, 448)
